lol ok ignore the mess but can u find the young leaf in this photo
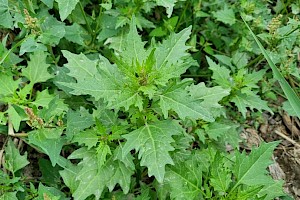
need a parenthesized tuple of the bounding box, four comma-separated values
(232, 141, 280, 191)
(22, 51, 53, 85)
(0, 0, 13, 28)
(207, 56, 232, 88)
(158, 81, 214, 122)
(4, 139, 29, 174)
(122, 120, 183, 183)
(231, 93, 273, 118)
(55, 0, 79, 21)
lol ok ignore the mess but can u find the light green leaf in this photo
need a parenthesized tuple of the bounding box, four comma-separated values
(160, 154, 204, 199)
(242, 16, 300, 119)
(232, 142, 280, 190)
(72, 129, 98, 149)
(231, 93, 272, 118)
(55, 0, 79, 21)
(19, 36, 47, 55)
(30, 89, 55, 108)
(22, 51, 53, 85)
(4, 139, 29, 174)
(37, 183, 67, 199)
(207, 56, 232, 88)
(122, 120, 183, 183)
(158, 82, 214, 122)
(65, 23, 87, 45)
(0, 74, 19, 97)
(156, 0, 177, 17)
(59, 164, 80, 193)
(0, 0, 13, 28)
(188, 83, 230, 109)
(204, 121, 233, 140)
(41, 0, 54, 8)
(0, 192, 18, 200)
(213, 7, 236, 26)
(39, 15, 66, 45)
(210, 154, 231, 193)
(258, 180, 285, 200)
(28, 128, 66, 166)
(7, 105, 22, 132)
(282, 101, 297, 117)
(154, 26, 192, 79)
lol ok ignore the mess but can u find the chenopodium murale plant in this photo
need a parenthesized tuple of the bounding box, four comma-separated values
(58, 18, 226, 199)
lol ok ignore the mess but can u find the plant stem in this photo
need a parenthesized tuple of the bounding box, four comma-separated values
(78, 2, 94, 42)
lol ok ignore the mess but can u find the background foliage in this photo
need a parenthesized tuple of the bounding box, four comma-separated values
(0, 0, 299, 199)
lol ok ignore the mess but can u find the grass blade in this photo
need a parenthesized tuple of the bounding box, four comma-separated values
(242, 15, 300, 119)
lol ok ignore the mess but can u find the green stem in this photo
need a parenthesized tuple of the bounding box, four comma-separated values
(0, 35, 30, 65)
(78, 2, 94, 42)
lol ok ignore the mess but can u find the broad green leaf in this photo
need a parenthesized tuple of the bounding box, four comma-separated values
(258, 180, 285, 200)
(0, 74, 19, 97)
(232, 51, 249, 69)
(231, 93, 273, 118)
(242, 16, 300, 119)
(154, 27, 191, 85)
(59, 51, 142, 110)
(22, 51, 53, 85)
(0, 192, 18, 200)
(28, 128, 66, 166)
(72, 129, 98, 149)
(4, 139, 29, 174)
(210, 154, 231, 193)
(118, 17, 147, 65)
(232, 142, 280, 190)
(213, 7, 236, 26)
(122, 120, 183, 183)
(64, 23, 87, 45)
(55, 0, 79, 21)
(37, 183, 67, 199)
(70, 148, 134, 200)
(66, 107, 94, 140)
(158, 82, 214, 122)
(30, 89, 55, 108)
(59, 164, 80, 193)
(188, 83, 230, 109)
(160, 154, 204, 199)
(204, 121, 233, 140)
(243, 69, 266, 88)
(207, 56, 232, 88)
(0, 0, 13, 28)
(19, 36, 47, 55)
(38, 15, 66, 45)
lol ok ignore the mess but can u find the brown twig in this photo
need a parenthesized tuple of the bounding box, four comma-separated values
(274, 130, 300, 148)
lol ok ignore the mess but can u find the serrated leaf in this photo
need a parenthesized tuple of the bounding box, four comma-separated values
(122, 120, 183, 183)
(188, 82, 230, 109)
(19, 36, 47, 55)
(0, 0, 13, 28)
(160, 155, 204, 199)
(158, 82, 214, 122)
(204, 121, 233, 140)
(39, 15, 66, 45)
(30, 89, 55, 108)
(258, 180, 285, 200)
(65, 23, 87, 45)
(210, 154, 231, 193)
(28, 128, 66, 166)
(0, 74, 19, 97)
(4, 139, 29, 174)
(66, 107, 94, 140)
(231, 93, 272, 118)
(55, 0, 79, 21)
(59, 164, 80, 193)
(72, 129, 98, 149)
(213, 7, 236, 26)
(233, 142, 279, 189)
(207, 56, 232, 88)
(22, 51, 53, 85)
